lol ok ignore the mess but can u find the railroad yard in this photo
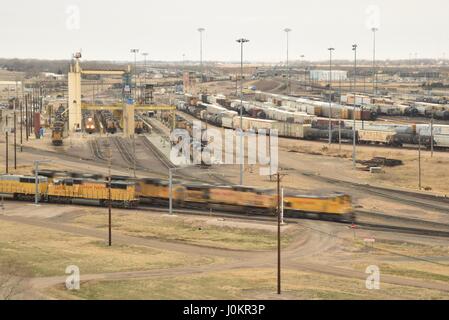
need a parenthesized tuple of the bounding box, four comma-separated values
(1, 4, 449, 301)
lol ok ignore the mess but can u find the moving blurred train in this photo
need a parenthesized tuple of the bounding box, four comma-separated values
(0, 174, 354, 223)
(0, 175, 137, 208)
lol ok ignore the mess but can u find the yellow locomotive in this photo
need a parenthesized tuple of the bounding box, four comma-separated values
(0, 175, 48, 201)
(0, 175, 138, 208)
(284, 193, 354, 222)
(1, 174, 354, 223)
(137, 179, 354, 222)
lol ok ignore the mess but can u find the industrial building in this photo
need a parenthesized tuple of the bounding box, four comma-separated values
(310, 70, 347, 81)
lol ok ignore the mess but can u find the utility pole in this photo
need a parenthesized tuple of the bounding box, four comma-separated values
(430, 113, 434, 157)
(276, 171, 287, 295)
(236, 38, 249, 185)
(20, 100, 23, 152)
(133, 134, 136, 178)
(25, 93, 29, 141)
(418, 133, 422, 190)
(5, 116, 8, 174)
(352, 44, 358, 169)
(130, 49, 139, 101)
(284, 28, 292, 94)
(34, 160, 52, 205)
(372, 27, 378, 95)
(169, 168, 173, 215)
(198, 28, 205, 82)
(108, 142, 112, 246)
(338, 120, 341, 153)
(277, 171, 281, 295)
(13, 110, 17, 169)
(142, 52, 149, 86)
(328, 48, 335, 145)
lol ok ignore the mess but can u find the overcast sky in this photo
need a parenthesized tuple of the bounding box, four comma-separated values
(1, 0, 448, 62)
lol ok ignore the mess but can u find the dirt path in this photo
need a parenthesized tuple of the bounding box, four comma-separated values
(2, 213, 449, 296)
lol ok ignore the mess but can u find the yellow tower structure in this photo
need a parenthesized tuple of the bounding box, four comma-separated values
(122, 103, 135, 137)
(66, 52, 176, 137)
(68, 55, 82, 132)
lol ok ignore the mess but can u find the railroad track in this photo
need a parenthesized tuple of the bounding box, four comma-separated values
(111, 137, 141, 170)
(89, 140, 106, 161)
(356, 210, 449, 230)
(139, 135, 175, 169)
(139, 129, 230, 185)
(6, 194, 449, 238)
(301, 172, 449, 214)
(356, 222, 449, 238)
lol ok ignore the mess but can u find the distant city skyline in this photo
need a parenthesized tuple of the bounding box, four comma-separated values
(1, 0, 448, 62)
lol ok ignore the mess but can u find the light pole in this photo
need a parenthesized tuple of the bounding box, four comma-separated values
(5, 115, 9, 174)
(107, 140, 112, 246)
(34, 160, 52, 205)
(182, 53, 186, 72)
(284, 28, 292, 94)
(142, 52, 149, 85)
(130, 49, 139, 101)
(352, 44, 358, 169)
(328, 47, 335, 145)
(371, 27, 378, 95)
(300, 54, 305, 89)
(198, 28, 205, 82)
(236, 38, 249, 186)
(130, 49, 139, 179)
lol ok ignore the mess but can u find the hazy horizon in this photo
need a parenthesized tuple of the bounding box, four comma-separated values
(1, 0, 448, 62)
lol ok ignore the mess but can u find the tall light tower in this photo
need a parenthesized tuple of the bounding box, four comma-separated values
(300, 54, 305, 89)
(142, 52, 149, 84)
(198, 28, 205, 82)
(284, 28, 292, 94)
(328, 47, 335, 145)
(371, 27, 378, 95)
(352, 44, 358, 169)
(130, 48, 139, 101)
(236, 38, 249, 186)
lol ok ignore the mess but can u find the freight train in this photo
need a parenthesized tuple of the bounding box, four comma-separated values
(51, 121, 64, 146)
(259, 91, 449, 121)
(83, 111, 96, 134)
(0, 174, 355, 223)
(51, 105, 66, 146)
(176, 93, 449, 149)
(100, 110, 118, 134)
(0, 175, 138, 208)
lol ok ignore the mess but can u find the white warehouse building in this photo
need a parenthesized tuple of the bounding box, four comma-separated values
(310, 70, 347, 81)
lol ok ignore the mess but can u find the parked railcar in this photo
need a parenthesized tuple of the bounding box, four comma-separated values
(358, 130, 396, 145)
(51, 121, 64, 146)
(135, 118, 144, 134)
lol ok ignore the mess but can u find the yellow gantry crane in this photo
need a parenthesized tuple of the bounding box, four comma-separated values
(68, 53, 176, 137)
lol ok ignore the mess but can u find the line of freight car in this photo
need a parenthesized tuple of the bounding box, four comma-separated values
(176, 102, 443, 150)
(254, 90, 449, 121)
